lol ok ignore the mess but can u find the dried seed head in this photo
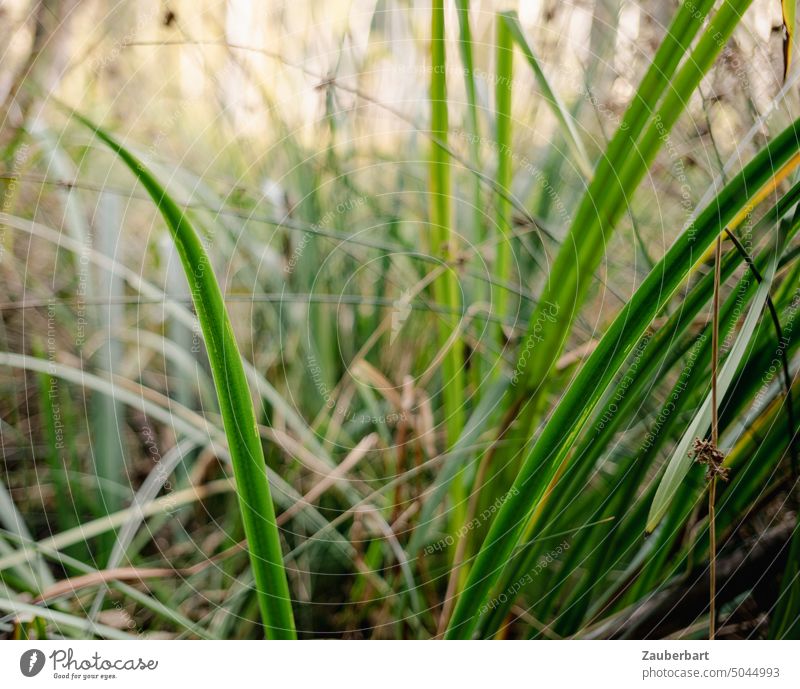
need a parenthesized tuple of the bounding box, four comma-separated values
(690, 437, 729, 481)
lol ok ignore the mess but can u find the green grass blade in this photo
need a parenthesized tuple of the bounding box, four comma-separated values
(65, 111, 296, 639)
(545, 219, 800, 633)
(0, 478, 53, 591)
(92, 191, 128, 557)
(501, 11, 592, 179)
(494, 15, 514, 347)
(455, 0, 483, 246)
(455, 0, 486, 390)
(430, 0, 468, 544)
(407, 377, 510, 556)
(430, 0, 465, 451)
(455, 1, 479, 143)
(0, 210, 365, 560)
(34, 365, 73, 530)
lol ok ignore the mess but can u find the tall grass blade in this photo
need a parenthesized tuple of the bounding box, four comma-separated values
(455, 0, 486, 390)
(65, 111, 296, 639)
(430, 0, 465, 450)
(494, 15, 514, 347)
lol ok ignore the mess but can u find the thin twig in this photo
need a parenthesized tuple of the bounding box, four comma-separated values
(709, 235, 723, 640)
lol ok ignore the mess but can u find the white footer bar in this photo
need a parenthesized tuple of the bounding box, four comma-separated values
(1, 640, 797, 687)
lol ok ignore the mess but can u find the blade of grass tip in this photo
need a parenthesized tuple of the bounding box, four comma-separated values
(430, 0, 467, 521)
(494, 14, 514, 354)
(64, 109, 296, 639)
(455, 0, 486, 391)
(501, 11, 592, 179)
(444, 116, 800, 639)
(646, 225, 788, 534)
(783, 0, 796, 81)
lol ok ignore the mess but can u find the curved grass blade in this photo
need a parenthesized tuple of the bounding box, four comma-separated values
(65, 111, 296, 639)
(0, 353, 348, 571)
(501, 11, 592, 179)
(0, 480, 53, 591)
(1, 529, 213, 638)
(560, 211, 800, 631)
(0, 210, 369, 565)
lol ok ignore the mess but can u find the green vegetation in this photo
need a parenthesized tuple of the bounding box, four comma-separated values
(0, 0, 798, 640)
